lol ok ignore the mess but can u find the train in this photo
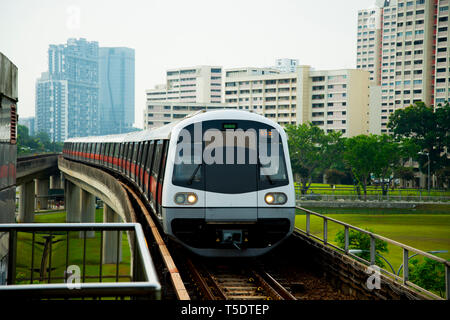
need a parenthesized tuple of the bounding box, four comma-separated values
(63, 110, 296, 257)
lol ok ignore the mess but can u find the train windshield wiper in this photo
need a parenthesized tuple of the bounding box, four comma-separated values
(187, 163, 202, 185)
(258, 158, 274, 185)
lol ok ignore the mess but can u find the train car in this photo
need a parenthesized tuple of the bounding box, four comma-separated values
(63, 110, 296, 257)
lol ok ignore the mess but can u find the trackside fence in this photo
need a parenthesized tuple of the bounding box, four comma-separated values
(295, 206, 450, 300)
(0, 223, 161, 299)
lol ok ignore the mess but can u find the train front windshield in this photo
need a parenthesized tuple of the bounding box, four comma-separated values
(172, 120, 289, 193)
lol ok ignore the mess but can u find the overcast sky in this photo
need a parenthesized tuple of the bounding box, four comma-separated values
(1, 0, 375, 128)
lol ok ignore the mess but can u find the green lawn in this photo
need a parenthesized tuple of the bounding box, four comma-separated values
(295, 206, 450, 276)
(15, 209, 131, 285)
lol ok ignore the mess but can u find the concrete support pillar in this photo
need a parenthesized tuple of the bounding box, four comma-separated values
(102, 204, 122, 264)
(18, 180, 35, 223)
(80, 190, 96, 238)
(65, 180, 81, 223)
(50, 173, 62, 189)
(35, 178, 50, 210)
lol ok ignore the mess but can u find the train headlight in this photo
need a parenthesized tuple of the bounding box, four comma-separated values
(265, 193, 287, 205)
(174, 193, 198, 205)
(265, 194, 275, 204)
(174, 194, 186, 204)
(187, 194, 197, 204)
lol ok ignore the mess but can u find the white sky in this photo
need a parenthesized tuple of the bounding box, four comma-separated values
(0, 0, 375, 129)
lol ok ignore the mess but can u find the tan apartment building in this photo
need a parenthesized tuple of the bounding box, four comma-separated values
(144, 102, 237, 129)
(146, 65, 223, 105)
(224, 66, 371, 137)
(144, 66, 237, 129)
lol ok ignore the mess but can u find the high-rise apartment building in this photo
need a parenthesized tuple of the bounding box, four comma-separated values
(144, 102, 237, 129)
(35, 73, 68, 141)
(99, 47, 135, 135)
(357, 0, 449, 133)
(145, 66, 238, 129)
(146, 66, 223, 104)
(224, 66, 370, 137)
(36, 38, 99, 141)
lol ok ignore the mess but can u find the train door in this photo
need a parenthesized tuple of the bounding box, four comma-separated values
(150, 140, 163, 216)
(145, 141, 155, 201)
(139, 141, 149, 191)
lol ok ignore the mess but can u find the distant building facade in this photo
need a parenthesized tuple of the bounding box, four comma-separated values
(19, 116, 35, 136)
(357, 0, 450, 134)
(36, 38, 99, 141)
(224, 65, 371, 137)
(146, 66, 223, 105)
(145, 66, 238, 129)
(98, 47, 135, 135)
(36, 72, 68, 141)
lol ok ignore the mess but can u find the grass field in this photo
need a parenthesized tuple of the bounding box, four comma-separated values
(295, 205, 450, 276)
(14, 209, 131, 285)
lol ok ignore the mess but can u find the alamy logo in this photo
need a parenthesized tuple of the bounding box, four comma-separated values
(174, 123, 281, 175)
(66, 6, 81, 30)
(365, 265, 381, 290)
(65, 265, 81, 289)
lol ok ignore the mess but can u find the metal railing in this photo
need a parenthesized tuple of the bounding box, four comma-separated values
(296, 192, 450, 203)
(0, 223, 161, 299)
(295, 206, 450, 300)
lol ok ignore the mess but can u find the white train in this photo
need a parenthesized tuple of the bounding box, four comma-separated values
(63, 110, 295, 257)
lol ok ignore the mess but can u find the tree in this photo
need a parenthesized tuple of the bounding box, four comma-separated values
(285, 123, 343, 194)
(343, 135, 379, 198)
(372, 134, 412, 195)
(335, 228, 388, 268)
(409, 257, 445, 298)
(325, 169, 347, 188)
(388, 102, 450, 182)
(344, 134, 412, 197)
(17, 125, 63, 155)
(394, 167, 416, 188)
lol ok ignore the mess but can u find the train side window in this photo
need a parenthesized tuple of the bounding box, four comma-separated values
(152, 140, 163, 178)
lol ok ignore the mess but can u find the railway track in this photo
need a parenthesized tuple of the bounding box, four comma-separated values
(120, 179, 354, 301)
(184, 257, 296, 300)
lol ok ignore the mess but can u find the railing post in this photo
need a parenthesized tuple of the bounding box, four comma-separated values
(306, 212, 310, 236)
(323, 219, 328, 244)
(446, 264, 449, 300)
(7, 230, 17, 285)
(370, 235, 376, 266)
(344, 226, 349, 254)
(403, 249, 409, 285)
